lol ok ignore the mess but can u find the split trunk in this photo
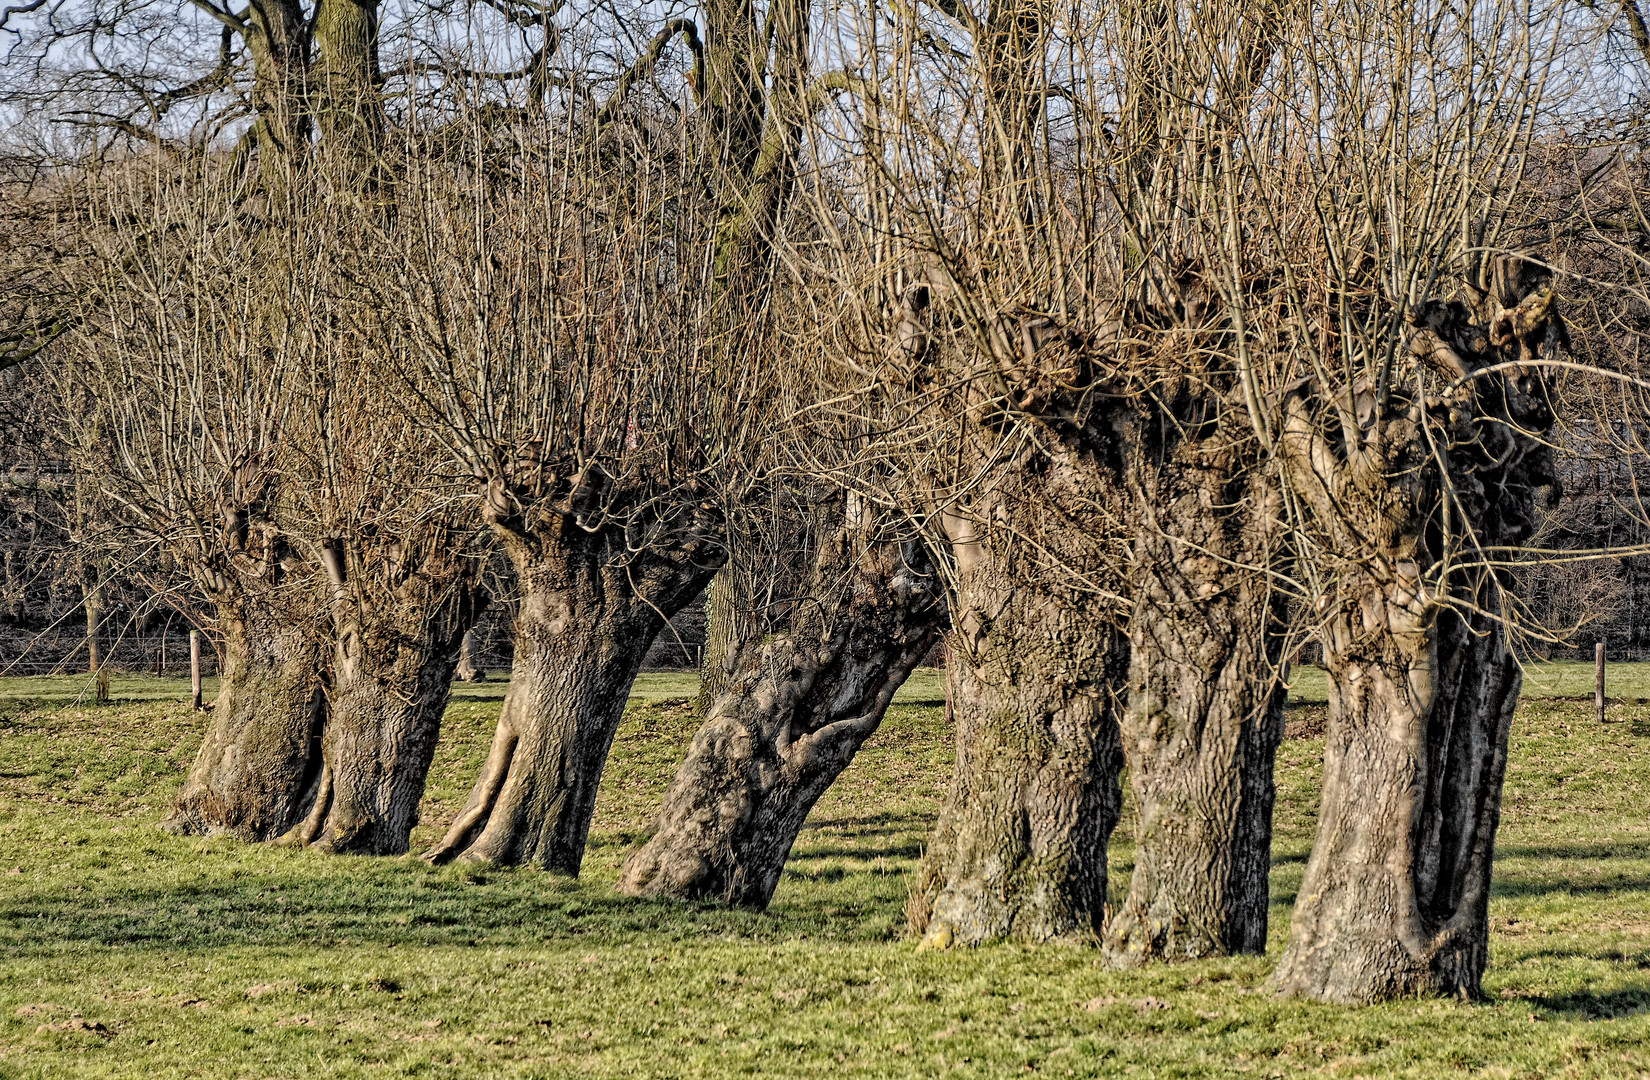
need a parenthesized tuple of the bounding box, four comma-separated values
(282, 538, 486, 855)
(427, 486, 720, 871)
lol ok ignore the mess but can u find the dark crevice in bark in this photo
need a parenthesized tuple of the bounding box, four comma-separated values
(620, 501, 946, 909)
(1271, 257, 1560, 1003)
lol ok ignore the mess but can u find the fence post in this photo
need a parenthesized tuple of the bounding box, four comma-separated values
(1596, 641, 1606, 724)
(190, 630, 203, 711)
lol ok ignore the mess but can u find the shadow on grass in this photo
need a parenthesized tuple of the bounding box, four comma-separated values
(1497, 841, 1650, 861)
(0, 857, 909, 957)
(1529, 987, 1650, 1019)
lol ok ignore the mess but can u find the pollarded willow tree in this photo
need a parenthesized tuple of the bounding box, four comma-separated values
(801, 0, 1297, 950)
(801, 0, 1581, 979)
(6, 0, 667, 848)
(273, 235, 492, 854)
(1242, 0, 1571, 996)
(58, 168, 327, 841)
(619, 487, 947, 907)
(350, 117, 756, 873)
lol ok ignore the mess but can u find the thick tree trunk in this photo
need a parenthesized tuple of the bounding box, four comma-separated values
(693, 567, 751, 714)
(620, 523, 945, 908)
(1104, 446, 1287, 965)
(281, 540, 485, 855)
(1268, 572, 1521, 1001)
(426, 487, 720, 871)
(908, 511, 1127, 947)
(162, 604, 324, 840)
(1272, 261, 1558, 1002)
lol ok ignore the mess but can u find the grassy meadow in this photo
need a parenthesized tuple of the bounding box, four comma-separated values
(0, 664, 1647, 1077)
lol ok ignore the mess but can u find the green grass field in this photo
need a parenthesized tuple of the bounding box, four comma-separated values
(1, 666, 1648, 1078)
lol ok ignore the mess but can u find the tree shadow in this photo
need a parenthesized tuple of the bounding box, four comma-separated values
(1525, 987, 1650, 1020)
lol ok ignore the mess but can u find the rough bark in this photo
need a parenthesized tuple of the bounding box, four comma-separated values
(620, 507, 946, 908)
(280, 537, 486, 855)
(692, 566, 754, 714)
(1271, 259, 1559, 1002)
(908, 499, 1128, 948)
(426, 472, 722, 871)
(311, 0, 382, 184)
(161, 600, 325, 840)
(1104, 410, 1287, 965)
(241, 0, 309, 193)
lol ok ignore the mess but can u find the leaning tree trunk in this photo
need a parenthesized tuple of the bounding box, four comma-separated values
(427, 492, 720, 871)
(1271, 263, 1558, 1002)
(162, 600, 324, 841)
(620, 518, 946, 908)
(1104, 437, 1287, 965)
(908, 509, 1127, 948)
(281, 539, 486, 855)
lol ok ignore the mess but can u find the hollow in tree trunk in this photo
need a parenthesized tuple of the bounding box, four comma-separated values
(620, 505, 946, 908)
(1104, 419, 1287, 965)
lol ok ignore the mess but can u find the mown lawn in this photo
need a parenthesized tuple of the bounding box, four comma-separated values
(0, 669, 1647, 1078)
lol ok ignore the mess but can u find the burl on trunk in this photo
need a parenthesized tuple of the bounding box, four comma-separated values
(1271, 259, 1559, 1002)
(426, 469, 721, 871)
(620, 499, 946, 908)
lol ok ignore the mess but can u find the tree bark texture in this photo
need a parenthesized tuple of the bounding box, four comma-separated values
(693, 566, 756, 714)
(908, 497, 1128, 948)
(1271, 262, 1559, 1002)
(281, 536, 486, 855)
(241, 0, 309, 194)
(455, 629, 486, 682)
(1104, 406, 1288, 965)
(620, 506, 946, 908)
(162, 600, 324, 841)
(426, 472, 722, 871)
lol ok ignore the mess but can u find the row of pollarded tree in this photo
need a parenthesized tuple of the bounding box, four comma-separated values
(8, 0, 1647, 1010)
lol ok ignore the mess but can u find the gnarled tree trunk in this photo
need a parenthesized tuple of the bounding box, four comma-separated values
(908, 506, 1128, 948)
(162, 600, 324, 840)
(281, 537, 486, 855)
(1104, 420, 1287, 965)
(427, 477, 721, 871)
(620, 508, 945, 908)
(1271, 261, 1559, 1002)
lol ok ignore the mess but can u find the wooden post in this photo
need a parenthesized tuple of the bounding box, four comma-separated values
(190, 630, 203, 711)
(1596, 641, 1606, 724)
